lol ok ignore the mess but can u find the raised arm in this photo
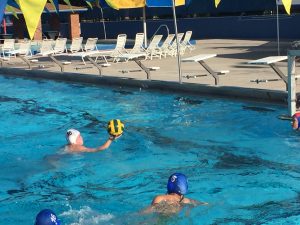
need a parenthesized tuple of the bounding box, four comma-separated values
(83, 136, 115, 152)
(96, 136, 115, 151)
(83, 135, 121, 152)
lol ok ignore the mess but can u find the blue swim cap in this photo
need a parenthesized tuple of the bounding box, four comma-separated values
(35, 209, 61, 225)
(167, 173, 188, 195)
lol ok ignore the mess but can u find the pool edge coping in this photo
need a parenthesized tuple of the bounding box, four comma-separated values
(0, 67, 287, 105)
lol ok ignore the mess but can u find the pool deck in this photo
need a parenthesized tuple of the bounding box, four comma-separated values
(0, 38, 299, 104)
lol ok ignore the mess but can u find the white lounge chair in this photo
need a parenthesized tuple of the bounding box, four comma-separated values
(53, 38, 67, 54)
(167, 33, 184, 57)
(129, 33, 145, 54)
(37, 39, 54, 55)
(36, 38, 67, 56)
(80, 34, 127, 64)
(81, 38, 98, 64)
(145, 35, 163, 60)
(54, 34, 127, 66)
(166, 33, 184, 57)
(68, 37, 83, 53)
(1, 39, 15, 58)
(160, 34, 175, 58)
(83, 38, 98, 52)
(69, 51, 158, 78)
(180, 31, 195, 54)
(110, 34, 127, 61)
(7, 40, 32, 57)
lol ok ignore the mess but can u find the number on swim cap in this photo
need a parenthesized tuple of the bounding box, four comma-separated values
(107, 119, 124, 136)
(167, 173, 188, 195)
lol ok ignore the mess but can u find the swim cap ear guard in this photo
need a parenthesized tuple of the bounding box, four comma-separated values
(107, 119, 124, 136)
(167, 173, 188, 195)
(35, 209, 61, 225)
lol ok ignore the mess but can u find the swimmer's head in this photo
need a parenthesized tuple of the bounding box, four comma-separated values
(292, 113, 300, 130)
(167, 173, 188, 195)
(35, 209, 61, 225)
(107, 119, 124, 136)
(66, 129, 83, 145)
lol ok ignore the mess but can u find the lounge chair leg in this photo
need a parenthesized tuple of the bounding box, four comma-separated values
(133, 59, 151, 80)
(269, 63, 288, 91)
(82, 56, 86, 65)
(198, 60, 219, 85)
(86, 56, 102, 76)
(19, 56, 32, 69)
(49, 55, 64, 72)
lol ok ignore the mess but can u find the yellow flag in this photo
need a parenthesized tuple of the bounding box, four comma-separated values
(175, 0, 185, 6)
(105, 0, 145, 9)
(5, 5, 18, 19)
(282, 0, 292, 15)
(19, 0, 47, 39)
(215, 0, 221, 8)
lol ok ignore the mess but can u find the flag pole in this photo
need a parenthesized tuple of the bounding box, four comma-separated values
(276, 0, 280, 56)
(143, 6, 148, 48)
(171, 0, 183, 84)
(100, 6, 107, 40)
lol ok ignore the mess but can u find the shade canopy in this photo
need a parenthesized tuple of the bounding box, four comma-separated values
(146, 0, 185, 7)
(216, 0, 292, 14)
(101, 0, 186, 9)
(0, 0, 8, 32)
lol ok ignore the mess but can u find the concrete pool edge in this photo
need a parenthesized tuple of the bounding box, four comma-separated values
(0, 67, 287, 105)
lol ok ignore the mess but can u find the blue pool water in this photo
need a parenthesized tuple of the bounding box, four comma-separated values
(30, 43, 115, 54)
(0, 75, 300, 225)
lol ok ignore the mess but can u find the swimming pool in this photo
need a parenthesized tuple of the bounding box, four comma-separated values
(29, 43, 115, 54)
(0, 75, 299, 225)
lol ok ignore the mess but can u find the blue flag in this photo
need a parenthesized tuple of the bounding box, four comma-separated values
(98, 0, 110, 8)
(0, 0, 8, 25)
(52, 0, 59, 12)
(146, 0, 187, 7)
(7, 0, 18, 8)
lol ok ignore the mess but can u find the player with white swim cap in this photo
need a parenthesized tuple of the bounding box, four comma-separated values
(65, 128, 120, 153)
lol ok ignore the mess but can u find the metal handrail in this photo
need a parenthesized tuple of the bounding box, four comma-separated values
(149, 24, 170, 43)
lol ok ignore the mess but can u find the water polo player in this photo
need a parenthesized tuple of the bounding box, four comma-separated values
(34, 209, 61, 225)
(292, 112, 300, 130)
(143, 173, 207, 214)
(65, 119, 124, 153)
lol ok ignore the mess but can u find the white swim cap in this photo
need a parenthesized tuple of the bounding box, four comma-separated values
(66, 129, 80, 144)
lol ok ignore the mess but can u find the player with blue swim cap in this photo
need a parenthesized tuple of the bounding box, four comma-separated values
(35, 209, 61, 225)
(167, 173, 188, 195)
(143, 173, 207, 214)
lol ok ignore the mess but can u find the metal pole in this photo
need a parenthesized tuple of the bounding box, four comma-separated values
(172, 0, 183, 84)
(276, 0, 280, 56)
(143, 7, 148, 48)
(100, 7, 107, 40)
(288, 51, 296, 116)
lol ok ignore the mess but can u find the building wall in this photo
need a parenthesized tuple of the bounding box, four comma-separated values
(81, 14, 300, 40)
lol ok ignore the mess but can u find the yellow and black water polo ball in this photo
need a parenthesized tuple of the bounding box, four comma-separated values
(107, 119, 124, 136)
